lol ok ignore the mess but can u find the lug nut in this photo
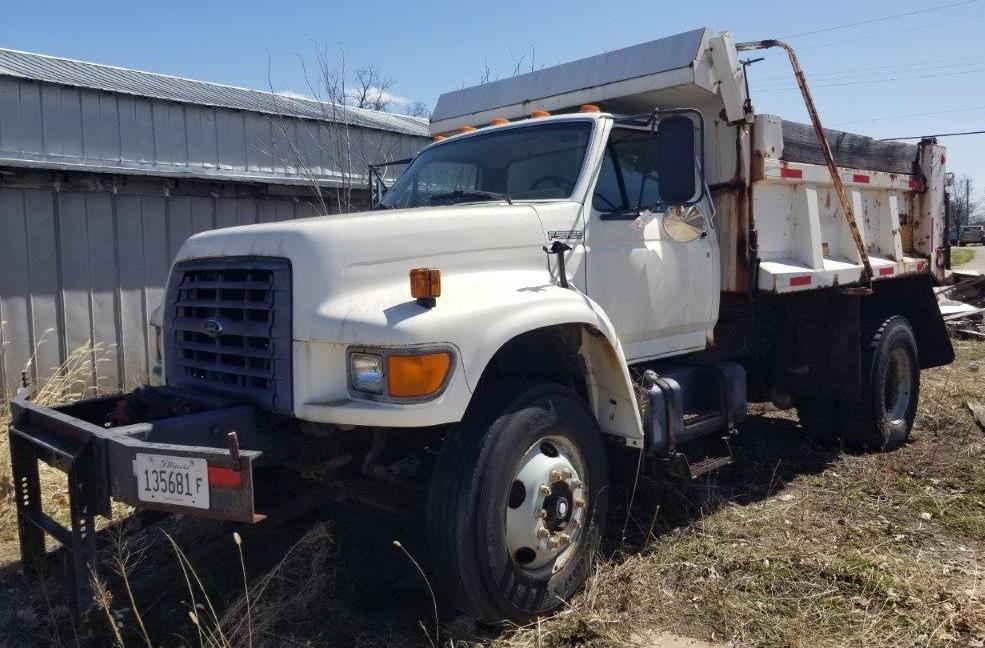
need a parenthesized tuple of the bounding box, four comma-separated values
(561, 468, 573, 479)
(559, 534, 571, 546)
(537, 527, 550, 539)
(575, 498, 586, 509)
(547, 537, 559, 549)
(537, 508, 548, 519)
(571, 480, 582, 489)
(549, 469, 562, 483)
(538, 484, 551, 497)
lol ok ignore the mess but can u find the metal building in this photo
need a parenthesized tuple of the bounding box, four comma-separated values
(0, 48, 429, 397)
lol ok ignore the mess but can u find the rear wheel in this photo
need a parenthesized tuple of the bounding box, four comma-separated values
(426, 381, 609, 624)
(842, 315, 920, 451)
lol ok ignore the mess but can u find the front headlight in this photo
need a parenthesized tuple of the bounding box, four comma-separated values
(347, 347, 454, 400)
(349, 352, 384, 394)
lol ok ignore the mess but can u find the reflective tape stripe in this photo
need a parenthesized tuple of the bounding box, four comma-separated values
(208, 466, 242, 488)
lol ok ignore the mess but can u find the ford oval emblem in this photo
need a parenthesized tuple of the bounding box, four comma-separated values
(203, 318, 223, 338)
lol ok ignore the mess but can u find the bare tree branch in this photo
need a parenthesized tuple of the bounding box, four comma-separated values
(261, 44, 410, 215)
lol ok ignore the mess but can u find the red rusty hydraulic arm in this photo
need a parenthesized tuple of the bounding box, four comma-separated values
(736, 39, 874, 287)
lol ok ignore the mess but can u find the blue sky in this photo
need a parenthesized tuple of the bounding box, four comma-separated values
(4, 0, 985, 190)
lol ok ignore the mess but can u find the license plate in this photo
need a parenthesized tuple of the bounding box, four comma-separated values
(133, 453, 210, 509)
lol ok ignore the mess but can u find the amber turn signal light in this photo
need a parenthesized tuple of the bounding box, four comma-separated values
(387, 352, 451, 398)
(490, 118, 510, 125)
(410, 268, 441, 307)
(579, 104, 601, 113)
(530, 109, 550, 118)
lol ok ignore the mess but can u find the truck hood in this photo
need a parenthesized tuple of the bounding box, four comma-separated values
(174, 203, 552, 340)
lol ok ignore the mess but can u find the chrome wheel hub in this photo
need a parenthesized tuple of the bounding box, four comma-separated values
(505, 437, 587, 573)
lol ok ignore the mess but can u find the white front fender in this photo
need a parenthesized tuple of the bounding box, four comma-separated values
(295, 270, 643, 443)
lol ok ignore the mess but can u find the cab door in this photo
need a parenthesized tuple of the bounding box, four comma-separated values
(584, 126, 717, 361)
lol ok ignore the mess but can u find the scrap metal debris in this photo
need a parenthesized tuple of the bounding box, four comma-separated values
(937, 275, 985, 340)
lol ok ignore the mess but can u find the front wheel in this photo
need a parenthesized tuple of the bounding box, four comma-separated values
(426, 382, 609, 624)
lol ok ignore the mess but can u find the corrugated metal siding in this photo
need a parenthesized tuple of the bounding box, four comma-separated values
(0, 76, 426, 187)
(0, 48, 428, 137)
(0, 172, 325, 398)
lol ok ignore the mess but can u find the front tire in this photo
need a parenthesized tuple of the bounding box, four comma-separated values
(426, 381, 609, 624)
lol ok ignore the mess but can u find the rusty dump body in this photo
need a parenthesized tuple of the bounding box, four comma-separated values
(713, 113, 945, 294)
(717, 41, 945, 296)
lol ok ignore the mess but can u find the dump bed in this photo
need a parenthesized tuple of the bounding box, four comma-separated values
(430, 27, 948, 293)
(744, 115, 946, 293)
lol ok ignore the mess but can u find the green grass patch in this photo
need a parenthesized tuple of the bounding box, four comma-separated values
(951, 247, 975, 266)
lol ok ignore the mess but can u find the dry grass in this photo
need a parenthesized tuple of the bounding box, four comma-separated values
(216, 525, 338, 646)
(0, 341, 117, 543)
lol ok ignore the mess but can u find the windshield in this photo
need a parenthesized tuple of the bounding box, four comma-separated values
(379, 121, 593, 209)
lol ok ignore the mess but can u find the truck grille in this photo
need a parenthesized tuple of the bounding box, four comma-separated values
(163, 257, 292, 414)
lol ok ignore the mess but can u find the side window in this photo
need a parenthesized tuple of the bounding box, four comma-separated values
(592, 148, 624, 212)
(592, 128, 661, 215)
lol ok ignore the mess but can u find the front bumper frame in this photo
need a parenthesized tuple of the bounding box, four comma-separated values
(7, 386, 263, 614)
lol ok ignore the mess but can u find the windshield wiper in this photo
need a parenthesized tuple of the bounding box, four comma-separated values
(429, 189, 513, 205)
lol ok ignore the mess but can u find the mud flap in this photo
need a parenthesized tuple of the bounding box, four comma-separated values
(773, 289, 862, 402)
(868, 273, 955, 369)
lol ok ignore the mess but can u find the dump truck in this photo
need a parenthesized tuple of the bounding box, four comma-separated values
(8, 27, 954, 624)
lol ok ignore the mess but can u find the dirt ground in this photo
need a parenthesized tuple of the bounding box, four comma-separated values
(0, 342, 983, 647)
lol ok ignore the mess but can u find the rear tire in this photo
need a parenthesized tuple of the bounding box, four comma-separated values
(426, 381, 609, 624)
(841, 315, 920, 451)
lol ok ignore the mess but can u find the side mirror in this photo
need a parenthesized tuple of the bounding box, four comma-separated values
(368, 156, 415, 208)
(656, 116, 698, 206)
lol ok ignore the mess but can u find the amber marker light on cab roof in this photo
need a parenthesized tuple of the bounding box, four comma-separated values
(387, 352, 451, 398)
(490, 118, 510, 125)
(433, 134, 447, 141)
(457, 126, 477, 133)
(410, 267, 441, 308)
(579, 104, 601, 113)
(530, 110, 550, 118)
